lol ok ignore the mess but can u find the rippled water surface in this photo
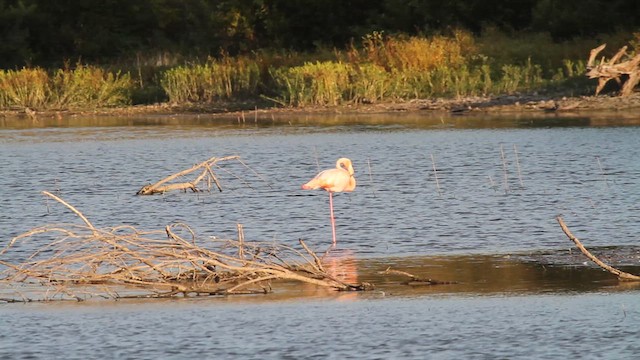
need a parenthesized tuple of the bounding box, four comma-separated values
(1, 113, 640, 358)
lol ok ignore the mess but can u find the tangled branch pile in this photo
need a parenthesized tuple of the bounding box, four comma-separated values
(586, 43, 640, 96)
(0, 192, 368, 302)
(136, 155, 258, 195)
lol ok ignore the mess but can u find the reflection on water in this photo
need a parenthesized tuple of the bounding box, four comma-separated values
(322, 248, 359, 285)
(3, 111, 640, 133)
(3, 248, 638, 304)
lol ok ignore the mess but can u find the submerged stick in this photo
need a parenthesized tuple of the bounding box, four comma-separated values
(500, 144, 509, 193)
(513, 144, 524, 188)
(367, 158, 376, 198)
(430, 153, 442, 197)
(556, 216, 640, 281)
(595, 156, 610, 190)
(378, 267, 456, 285)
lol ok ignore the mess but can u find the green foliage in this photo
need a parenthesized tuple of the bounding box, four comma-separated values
(2, 29, 638, 111)
(1, 0, 638, 68)
(349, 64, 392, 103)
(269, 61, 351, 106)
(161, 56, 260, 103)
(0, 68, 50, 108)
(0, 65, 132, 110)
(498, 59, 544, 94)
(51, 65, 133, 108)
(268, 32, 560, 105)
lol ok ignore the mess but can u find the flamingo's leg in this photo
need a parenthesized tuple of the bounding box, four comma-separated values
(329, 191, 337, 245)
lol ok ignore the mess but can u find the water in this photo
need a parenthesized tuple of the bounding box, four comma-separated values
(0, 292, 638, 359)
(1, 113, 640, 358)
(3, 115, 640, 256)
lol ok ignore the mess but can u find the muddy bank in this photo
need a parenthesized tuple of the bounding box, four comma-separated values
(2, 92, 640, 121)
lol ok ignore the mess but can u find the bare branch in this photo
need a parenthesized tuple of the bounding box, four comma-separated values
(556, 216, 640, 281)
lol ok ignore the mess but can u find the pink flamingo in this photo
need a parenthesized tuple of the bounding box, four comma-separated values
(302, 157, 356, 245)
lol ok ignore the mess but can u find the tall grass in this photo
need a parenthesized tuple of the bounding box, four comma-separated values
(0, 65, 132, 110)
(160, 55, 260, 103)
(270, 30, 564, 105)
(0, 68, 50, 109)
(52, 65, 132, 108)
(1, 29, 634, 112)
(269, 61, 351, 106)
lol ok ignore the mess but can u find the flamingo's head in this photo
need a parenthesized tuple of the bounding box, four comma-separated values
(336, 157, 354, 176)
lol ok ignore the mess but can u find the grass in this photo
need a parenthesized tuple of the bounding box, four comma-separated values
(160, 55, 260, 103)
(0, 29, 636, 111)
(0, 64, 132, 110)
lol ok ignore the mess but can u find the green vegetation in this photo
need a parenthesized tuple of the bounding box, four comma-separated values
(0, 0, 638, 111)
(0, 65, 132, 110)
(3, 29, 636, 111)
(160, 55, 260, 103)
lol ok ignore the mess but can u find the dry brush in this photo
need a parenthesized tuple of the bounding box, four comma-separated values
(0, 191, 370, 302)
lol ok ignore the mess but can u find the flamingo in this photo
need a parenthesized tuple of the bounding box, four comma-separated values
(302, 157, 356, 245)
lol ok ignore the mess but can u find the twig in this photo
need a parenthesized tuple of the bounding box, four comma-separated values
(298, 239, 325, 273)
(430, 153, 442, 197)
(556, 216, 640, 281)
(378, 267, 455, 285)
(42, 191, 97, 235)
(595, 156, 610, 190)
(513, 144, 524, 188)
(236, 158, 272, 189)
(500, 144, 509, 193)
(488, 175, 497, 192)
(367, 158, 376, 198)
(237, 223, 245, 262)
(0, 194, 371, 301)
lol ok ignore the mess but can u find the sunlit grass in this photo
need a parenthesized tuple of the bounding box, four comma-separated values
(52, 64, 132, 108)
(1, 29, 635, 111)
(160, 55, 260, 103)
(0, 65, 132, 110)
(0, 68, 50, 109)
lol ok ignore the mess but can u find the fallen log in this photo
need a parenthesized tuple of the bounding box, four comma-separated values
(586, 43, 640, 96)
(556, 216, 640, 281)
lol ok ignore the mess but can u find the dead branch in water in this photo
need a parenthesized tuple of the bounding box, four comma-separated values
(586, 43, 640, 96)
(378, 268, 456, 286)
(0, 193, 368, 302)
(556, 216, 640, 281)
(136, 155, 243, 195)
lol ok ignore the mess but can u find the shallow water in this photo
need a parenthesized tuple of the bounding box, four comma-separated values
(2, 114, 640, 256)
(1, 113, 640, 358)
(1, 291, 639, 359)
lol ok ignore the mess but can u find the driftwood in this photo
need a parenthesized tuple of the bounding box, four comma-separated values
(556, 216, 640, 281)
(378, 268, 456, 286)
(136, 155, 252, 195)
(586, 43, 640, 96)
(0, 192, 370, 302)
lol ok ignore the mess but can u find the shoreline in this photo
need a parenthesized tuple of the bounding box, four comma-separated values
(2, 92, 640, 121)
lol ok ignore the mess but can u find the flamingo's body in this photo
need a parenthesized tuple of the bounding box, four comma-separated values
(302, 158, 356, 245)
